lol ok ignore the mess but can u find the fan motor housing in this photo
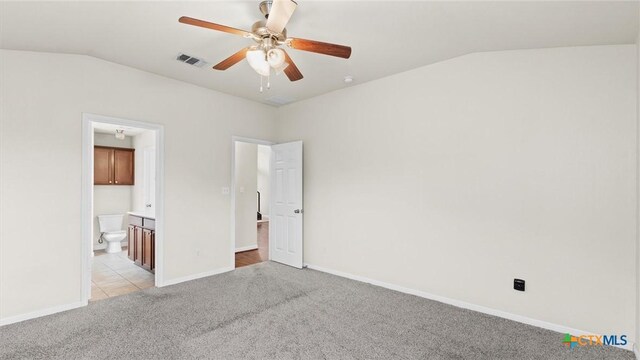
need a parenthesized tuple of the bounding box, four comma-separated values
(251, 20, 287, 42)
(259, 1, 272, 18)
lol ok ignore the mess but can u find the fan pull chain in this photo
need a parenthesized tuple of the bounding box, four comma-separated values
(260, 76, 264, 93)
(267, 73, 271, 90)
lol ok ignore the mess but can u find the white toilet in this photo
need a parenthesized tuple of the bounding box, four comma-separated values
(98, 214, 127, 253)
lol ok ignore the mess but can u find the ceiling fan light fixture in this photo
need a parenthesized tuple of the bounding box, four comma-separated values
(246, 48, 270, 77)
(267, 48, 286, 68)
(179, 0, 351, 87)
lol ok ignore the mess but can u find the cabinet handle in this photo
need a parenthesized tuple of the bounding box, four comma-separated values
(115, 181, 118, 184)
(109, 180, 112, 184)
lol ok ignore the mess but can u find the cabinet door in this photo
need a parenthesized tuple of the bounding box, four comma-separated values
(127, 225, 136, 261)
(142, 229, 153, 270)
(150, 231, 155, 271)
(113, 149, 134, 185)
(134, 227, 143, 265)
(94, 147, 113, 185)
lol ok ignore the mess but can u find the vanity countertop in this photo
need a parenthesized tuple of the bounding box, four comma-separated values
(127, 211, 155, 220)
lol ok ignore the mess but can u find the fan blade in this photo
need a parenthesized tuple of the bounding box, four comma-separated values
(179, 16, 252, 37)
(288, 38, 351, 59)
(213, 48, 250, 71)
(266, 0, 297, 34)
(282, 50, 303, 81)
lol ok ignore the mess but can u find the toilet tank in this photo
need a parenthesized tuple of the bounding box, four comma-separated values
(98, 214, 124, 232)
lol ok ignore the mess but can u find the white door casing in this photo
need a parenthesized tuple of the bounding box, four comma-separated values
(144, 147, 156, 213)
(269, 141, 303, 268)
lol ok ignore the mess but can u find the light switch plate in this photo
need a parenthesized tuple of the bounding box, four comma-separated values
(222, 187, 230, 195)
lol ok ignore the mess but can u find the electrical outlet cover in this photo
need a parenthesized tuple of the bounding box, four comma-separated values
(514, 279, 525, 291)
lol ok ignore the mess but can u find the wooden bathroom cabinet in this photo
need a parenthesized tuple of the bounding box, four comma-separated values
(127, 214, 155, 273)
(94, 146, 134, 185)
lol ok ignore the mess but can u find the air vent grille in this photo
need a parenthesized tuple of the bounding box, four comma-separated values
(176, 53, 208, 68)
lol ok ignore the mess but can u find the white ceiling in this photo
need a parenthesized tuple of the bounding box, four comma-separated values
(1, 1, 637, 107)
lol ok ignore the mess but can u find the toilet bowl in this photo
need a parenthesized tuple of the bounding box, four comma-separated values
(98, 214, 127, 253)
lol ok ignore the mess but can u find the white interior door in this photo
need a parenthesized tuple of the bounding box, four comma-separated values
(269, 141, 303, 268)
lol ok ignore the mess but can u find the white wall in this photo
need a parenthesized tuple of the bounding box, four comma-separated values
(93, 133, 132, 249)
(94, 132, 132, 148)
(636, 10, 640, 350)
(257, 145, 271, 218)
(276, 45, 637, 341)
(235, 142, 258, 251)
(131, 130, 155, 213)
(0, 50, 275, 320)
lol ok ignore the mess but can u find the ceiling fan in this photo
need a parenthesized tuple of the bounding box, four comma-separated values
(179, 0, 352, 89)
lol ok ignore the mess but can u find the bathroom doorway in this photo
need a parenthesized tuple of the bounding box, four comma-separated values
(231, 137, 273, 268)
(81, 113, 165, 304)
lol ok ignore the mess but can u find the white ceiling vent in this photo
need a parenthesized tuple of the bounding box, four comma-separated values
(176, 53, 208, 68)
(264, 95, 296, 107)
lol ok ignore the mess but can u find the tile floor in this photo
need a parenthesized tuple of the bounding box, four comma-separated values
(91, 248, 154, 301)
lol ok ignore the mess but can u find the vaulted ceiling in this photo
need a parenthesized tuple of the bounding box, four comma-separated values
(1, 1, 637, 106)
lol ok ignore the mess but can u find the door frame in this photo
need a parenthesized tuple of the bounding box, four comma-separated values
(81, 113, 166, 304)
(230, 136, 275, 268)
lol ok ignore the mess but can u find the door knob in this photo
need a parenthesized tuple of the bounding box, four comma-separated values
(294, 209, 303, 214)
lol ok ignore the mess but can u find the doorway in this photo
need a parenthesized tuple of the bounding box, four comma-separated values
(231, 137, 304, 269)
(232, 137, 273, 268)
(81, 113, 165, 304)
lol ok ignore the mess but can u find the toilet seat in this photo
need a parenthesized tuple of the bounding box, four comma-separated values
(103, 231, 126, 241)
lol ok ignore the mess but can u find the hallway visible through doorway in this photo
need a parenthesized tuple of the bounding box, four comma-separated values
(235, 222, 269, 267)
(233, 139, 272, 268)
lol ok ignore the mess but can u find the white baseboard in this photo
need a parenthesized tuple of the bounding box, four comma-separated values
(235, 245, 258, 253)
(305, 263, 635, 352)
(158, 266, 234, 287)
(0, 300, 87, 327)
